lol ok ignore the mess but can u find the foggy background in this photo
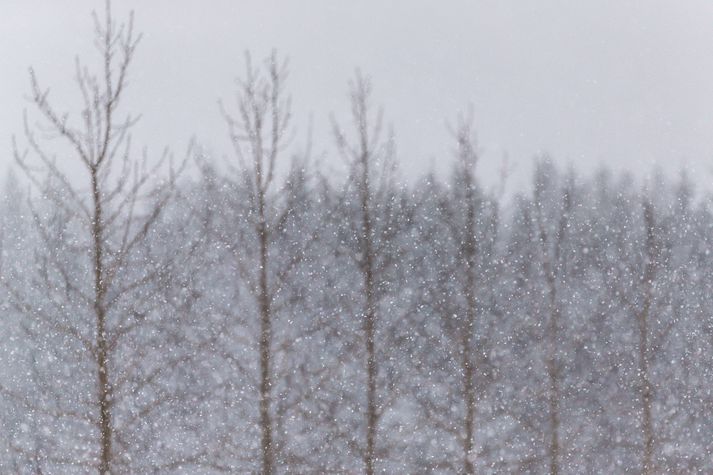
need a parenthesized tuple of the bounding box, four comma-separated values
(3, 2, 713, 473)
(3, 0, 713, 191)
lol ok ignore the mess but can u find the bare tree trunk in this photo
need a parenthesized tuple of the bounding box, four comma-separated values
(638, 200, 657, 475)
(545, 275, 560, 475)
(258, 190, 274, 475)
(539, 243, 560, 475)
(638, 314, 654, 475)
(461, 157, 477, 475)
(91, 169, 112, 475)
(461, 298, 476, 475)
(359, 160, 378, 475)
(534, 171, 570, 475)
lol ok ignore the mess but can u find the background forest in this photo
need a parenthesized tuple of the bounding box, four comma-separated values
(0, 4, 710, 475)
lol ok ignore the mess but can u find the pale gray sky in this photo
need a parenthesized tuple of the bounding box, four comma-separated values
(3, 0, 713, 191)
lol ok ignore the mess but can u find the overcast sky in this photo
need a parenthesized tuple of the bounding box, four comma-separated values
(3, 0, 713, 192)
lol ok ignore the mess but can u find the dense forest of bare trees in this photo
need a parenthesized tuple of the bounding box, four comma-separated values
(2, 4, 713, 474)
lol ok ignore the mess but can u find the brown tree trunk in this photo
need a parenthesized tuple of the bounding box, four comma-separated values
(461, 179, 477, 475)
(638, 200, 656, 475)
(258, 185, 274, 475)
(360, 158, 378, 475)
(461, 326, 476, 475)
(545, 274, 560, 475)
(535, 179, 569, 475)
(638, 309, 654, 475)
(91, 169, 112, 475)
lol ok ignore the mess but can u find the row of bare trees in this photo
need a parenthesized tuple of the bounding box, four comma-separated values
(1, 4, 712, 475)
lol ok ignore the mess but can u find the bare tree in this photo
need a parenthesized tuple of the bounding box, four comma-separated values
(218, 51, 296, 474)
(605, 190, 665, 474)
(447, 113, 485, 474)
(412, 112, 500, 473)
(6, 2, 195, 473)
(331, 72, 399, 475)
(635, 197, 658, 475)
(532, 164, 572, 475)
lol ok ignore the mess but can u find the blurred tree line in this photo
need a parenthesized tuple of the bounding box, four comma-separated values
(0, 4, 710, 474)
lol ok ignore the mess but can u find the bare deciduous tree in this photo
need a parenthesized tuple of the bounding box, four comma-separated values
(5, 3, 194, 473)
(636, 197, 658, 475)
(416, 112, 500, 473)
(532, 164, 572, 475)
(219, 50, 293, 475)
(331, 72, 398, 475)
(449, 114, 484, 474)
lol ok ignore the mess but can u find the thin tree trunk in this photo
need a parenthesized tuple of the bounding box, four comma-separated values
(637, 306, 654, 475)
(535, 179, 568, 475)
(545, 272, 560, 475)
(536, 195, 569, 475)
(91, 169, 112, 475)
(364, 286, 377, 475)
(258, 188, 274, 475)
(638, 200, 656, 475)
(360, 157, 378, 475)
(461, 324, 476, 475)
(461, 182, 477, 475)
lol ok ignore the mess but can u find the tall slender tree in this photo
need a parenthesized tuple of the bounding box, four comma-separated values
(218, 51, 301, 474)
(532, 163, 572, 475)
(5, 3, 196, 472)
(411, 113, 500, 473)
(635, 196, 658, 475)
(331, 72, 401, 475)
